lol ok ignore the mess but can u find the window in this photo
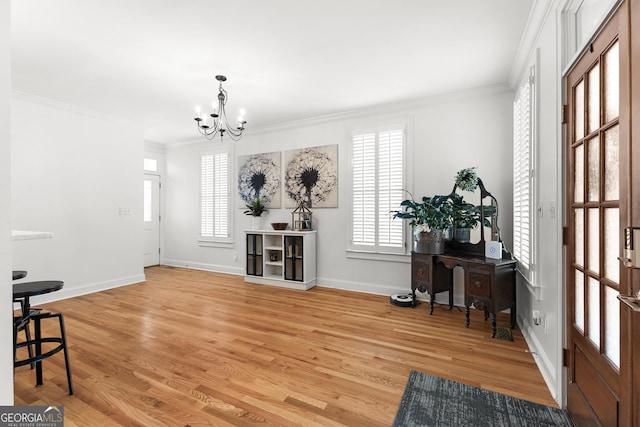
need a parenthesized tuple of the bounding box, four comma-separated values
(350, 126, 406, 255)
(144, 158, 158, 172)
(513, 65, 536, 282)
(200, 148, 231, 243)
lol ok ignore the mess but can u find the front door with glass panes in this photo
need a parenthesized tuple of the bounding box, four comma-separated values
(565, 8, 625, 425)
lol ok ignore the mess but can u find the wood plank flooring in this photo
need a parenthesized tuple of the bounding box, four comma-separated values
(14, 266, 557, 426)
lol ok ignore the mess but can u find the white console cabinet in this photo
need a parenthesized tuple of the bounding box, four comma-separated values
(244, 230, 317, 290)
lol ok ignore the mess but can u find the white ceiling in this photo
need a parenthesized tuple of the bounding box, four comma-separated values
(11, 0, 533, 145)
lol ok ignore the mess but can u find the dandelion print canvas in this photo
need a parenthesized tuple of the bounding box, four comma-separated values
(284, 144, 338, 208)
(237, 152, 281, 208)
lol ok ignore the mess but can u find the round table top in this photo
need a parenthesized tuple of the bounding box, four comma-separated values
(13, 280, 63, 299)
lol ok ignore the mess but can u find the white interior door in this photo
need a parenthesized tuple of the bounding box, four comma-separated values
(144, 174, 160, 267)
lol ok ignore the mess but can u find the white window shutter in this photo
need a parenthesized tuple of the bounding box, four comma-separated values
(351, 126, 405, 253)
(513, 67, 534, 280)
(201, 149, 231, 240)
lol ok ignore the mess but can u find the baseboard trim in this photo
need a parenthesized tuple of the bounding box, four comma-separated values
(519, 315, 559, 403)
(161, 258, 244, 276)
(15, 274, 146, 306)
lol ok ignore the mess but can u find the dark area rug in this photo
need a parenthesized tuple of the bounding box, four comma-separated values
(393, 370, 574, 427)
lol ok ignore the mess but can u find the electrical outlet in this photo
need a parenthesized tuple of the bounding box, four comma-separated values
(532, 310, 541, 326)
(233, 252, 238, 262)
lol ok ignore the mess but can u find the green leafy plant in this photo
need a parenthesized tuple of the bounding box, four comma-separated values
(455, 167, 479, 192)
(450, 193, 480, 229)
(393, 194, 454, 231)
(243, 197, 268, 217)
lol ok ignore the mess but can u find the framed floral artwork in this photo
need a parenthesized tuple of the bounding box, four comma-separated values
(237, 152, 281, 208)
(284, 144, 338, 208)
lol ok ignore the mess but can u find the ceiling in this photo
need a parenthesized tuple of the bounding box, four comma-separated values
(11, 0, 534, 145)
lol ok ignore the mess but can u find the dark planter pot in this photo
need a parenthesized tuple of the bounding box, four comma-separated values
(413, 230, 446, 254)
(454, 227, 471, 243)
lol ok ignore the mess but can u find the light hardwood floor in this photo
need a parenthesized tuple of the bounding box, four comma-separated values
(14, 266, 557, 426)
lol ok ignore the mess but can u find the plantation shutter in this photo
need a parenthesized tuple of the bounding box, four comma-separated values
(201, 150, 230, 239)
(213, 151, 229, 238)
(352, 132, 376, 246)
(378, 129, 404, 248)
(513, 67, 534, 279)
(201, 154, 214, 237)
(351, 127, 405, 253)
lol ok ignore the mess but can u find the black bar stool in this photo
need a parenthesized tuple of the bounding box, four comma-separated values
(12, 270, 33, 365)
(13, 280, 73, 395)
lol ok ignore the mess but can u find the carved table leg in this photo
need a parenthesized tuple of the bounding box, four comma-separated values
(411, 288, 418, 308)
(465, 306, 470, 328)
(491, 313, 497, 338)
(429, 294, 435, 315)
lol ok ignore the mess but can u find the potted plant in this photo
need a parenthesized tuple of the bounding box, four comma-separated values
(454, 167, 479, 192)
(244, 196, 268, 229)
(450, 193, 480, 243)
(393, 194, 454, 254)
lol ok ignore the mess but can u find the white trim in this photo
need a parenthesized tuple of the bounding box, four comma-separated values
(20, 274, 146, 306)
(161, 259, 244, 276)
(12, 90, 142, 130)
(519, 313, 561, 403)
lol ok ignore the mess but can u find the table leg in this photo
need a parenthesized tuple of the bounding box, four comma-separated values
(429, 293, 435, 315)
(34, 316, 43, 386)
(491, 313, 497, 338)
(465, 306, 470, 327)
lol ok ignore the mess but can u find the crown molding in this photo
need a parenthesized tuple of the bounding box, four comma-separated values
(244, 82, 513, 137)
(12, 90, 143, 130)
(508, 0, 555, 88)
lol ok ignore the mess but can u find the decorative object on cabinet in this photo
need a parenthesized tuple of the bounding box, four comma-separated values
(193, 74, 246, 141)
(244, 196, 268, 230)
(238, 151, 281, 208)
(244, 230, 317, 290)
(271, 222, 288, 230)
(284, 144, 338, 208)
(393, 193, 454, 254)
(291, 202, 313, 231)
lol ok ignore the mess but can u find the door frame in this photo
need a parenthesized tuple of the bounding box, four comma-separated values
(562, 1, 631, 424)
(144, 172, 162, 267)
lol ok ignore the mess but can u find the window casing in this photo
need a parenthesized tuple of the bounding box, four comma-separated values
(350, 125, 406, 256)
(200, 147, 231, 244)
(513, 65, 536, 283)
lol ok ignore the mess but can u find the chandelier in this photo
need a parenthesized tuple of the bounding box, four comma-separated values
(194, 75, 247, 141)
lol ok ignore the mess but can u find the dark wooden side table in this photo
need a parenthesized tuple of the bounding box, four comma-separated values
(411, 251, 517, 337)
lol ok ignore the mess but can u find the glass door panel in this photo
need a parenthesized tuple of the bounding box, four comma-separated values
(284, 236, 303, 282)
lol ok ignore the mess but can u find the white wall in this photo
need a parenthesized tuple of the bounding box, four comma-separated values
(163, 85, 515, 301)
(511, 0, 564, 403)
(508, 0, 622, 405)
(11, 94, 146, 302)
(1, 0, 14, 405)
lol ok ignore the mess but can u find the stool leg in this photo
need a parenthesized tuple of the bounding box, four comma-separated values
(23, 323, 35, 369)
(34, 316, 43, 386)
(58, 313, 73, 395)
(13, 320, 18, 365)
